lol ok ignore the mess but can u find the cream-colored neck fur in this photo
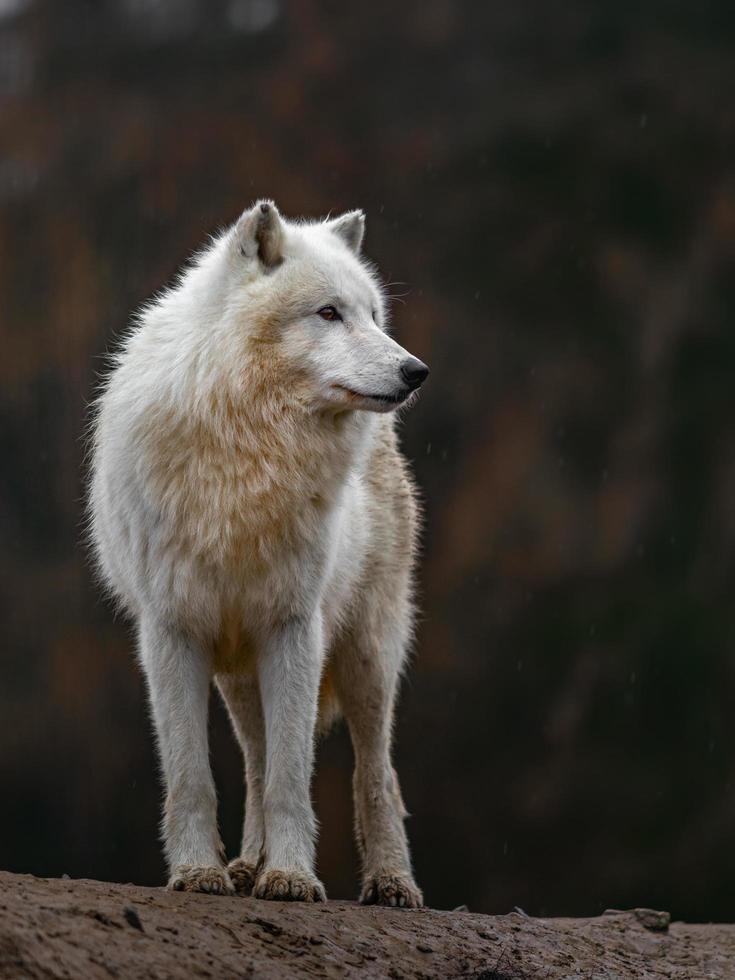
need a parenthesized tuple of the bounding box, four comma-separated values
(134, 355, 373, 575)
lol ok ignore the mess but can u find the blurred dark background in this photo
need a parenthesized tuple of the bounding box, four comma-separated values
(2, 0, 735, 922)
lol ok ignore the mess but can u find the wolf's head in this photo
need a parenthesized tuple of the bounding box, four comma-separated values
(221, 200, 429, 414)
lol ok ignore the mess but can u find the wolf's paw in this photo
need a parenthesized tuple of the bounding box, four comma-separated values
(168, 865, 234, 895)
(227, 858, 258, 896)
(361, 873, 423, 908)
(254, 867, 326, 902)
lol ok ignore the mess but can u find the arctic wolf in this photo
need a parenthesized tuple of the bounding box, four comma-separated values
(89, 201, 428, 906)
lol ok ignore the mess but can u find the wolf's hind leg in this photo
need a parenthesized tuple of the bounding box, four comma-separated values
(216, 672, 266, 895)
(253, 614, 326, 902)
(138, 618, 232, 895)
(333, 628, 423, 909)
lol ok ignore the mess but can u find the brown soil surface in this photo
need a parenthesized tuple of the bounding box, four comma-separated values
(1, 870, 734, 979)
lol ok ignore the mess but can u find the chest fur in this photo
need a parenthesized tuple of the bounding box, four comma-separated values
(136, 395, 364, 585)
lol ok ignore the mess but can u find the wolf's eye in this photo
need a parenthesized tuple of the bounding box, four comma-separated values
(317, 305, 342, 321)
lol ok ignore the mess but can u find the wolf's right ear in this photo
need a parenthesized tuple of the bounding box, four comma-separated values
(327, 209, 365, 254)
(235, 200, 285, 268)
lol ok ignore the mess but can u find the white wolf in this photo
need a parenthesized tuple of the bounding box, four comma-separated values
(89, 201, 428, 907)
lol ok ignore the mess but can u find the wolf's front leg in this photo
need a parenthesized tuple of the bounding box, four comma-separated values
(138, 617, 232, 895)
(254, 614, 326, 902)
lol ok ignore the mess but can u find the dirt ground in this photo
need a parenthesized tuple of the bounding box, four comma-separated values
(1, 870, 734, 979)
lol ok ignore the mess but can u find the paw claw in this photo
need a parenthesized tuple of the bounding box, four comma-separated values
(360, 873, 423, 909)
(254, 868, 326, 903)
(168, 866, 234, 896)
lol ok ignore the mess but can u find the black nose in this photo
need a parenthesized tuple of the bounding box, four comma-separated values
(400, 356, 430, 391)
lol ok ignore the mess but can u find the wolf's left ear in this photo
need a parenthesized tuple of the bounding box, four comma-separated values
(327, 210, 365, 254)
(235, 200, 285, 268)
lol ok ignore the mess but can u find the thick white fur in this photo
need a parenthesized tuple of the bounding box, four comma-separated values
(88, 201, 425, 907)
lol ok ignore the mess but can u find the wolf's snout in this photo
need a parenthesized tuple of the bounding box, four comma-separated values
(400, 356, 430, 391)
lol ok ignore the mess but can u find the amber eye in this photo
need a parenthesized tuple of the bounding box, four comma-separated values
(317, 305, 341, 321)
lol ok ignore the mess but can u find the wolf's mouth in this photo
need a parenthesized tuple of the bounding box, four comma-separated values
(333, 385, 409, 405)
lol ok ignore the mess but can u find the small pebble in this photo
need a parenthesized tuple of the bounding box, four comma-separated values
(634, 908, 670, 932)
(603, 908, 670, 932)
(123, 906, 144, 932)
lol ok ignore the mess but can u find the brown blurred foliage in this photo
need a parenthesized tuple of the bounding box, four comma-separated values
(1, 0, 735, 920)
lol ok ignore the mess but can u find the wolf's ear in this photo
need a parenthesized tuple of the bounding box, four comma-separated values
(327, 209, 365, 254)
(235, 200, 285, 268)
